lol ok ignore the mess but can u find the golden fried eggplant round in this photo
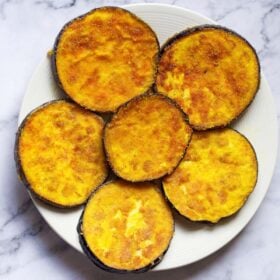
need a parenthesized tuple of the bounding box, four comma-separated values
(104, 94, 193, 182)
(78, 180, 174, 272)
(53, 7, 159, 112)
(156, 25, 260, 129)
(163, 128, 258, 223)
(15, 100, 108, 207)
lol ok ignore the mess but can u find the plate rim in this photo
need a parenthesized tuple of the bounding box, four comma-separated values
(18, 2, 279, 271)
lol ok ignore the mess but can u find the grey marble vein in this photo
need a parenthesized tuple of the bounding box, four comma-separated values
(35, 0, 77, 10)
(259, 2, 280, 58)
(0, 218, 44, 254)
(0, 0, 22, 19)
(0, 199, 32, 230)
(213, 1, 255, 22)
(0, 115, 18, 132)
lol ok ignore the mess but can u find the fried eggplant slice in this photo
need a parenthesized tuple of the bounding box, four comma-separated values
(104, 94, 192, 182)
(156, 25, 260, 130)
(53, 7, 159, 112)
(78, 179, 174, 273)
(15, 100, 108, 207)
(163, 128, 258, 223)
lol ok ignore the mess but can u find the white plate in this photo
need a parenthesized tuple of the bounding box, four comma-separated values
(18, 3, 278, 271)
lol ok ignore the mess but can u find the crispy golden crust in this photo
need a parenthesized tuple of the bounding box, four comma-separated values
(156, 25, 260, 130)
(104, 94, 193, 182)
(16, 100, 108, 207)
(53, 7, 159, 112)
(80, 180, 174, 271)
(163, 128, 258, 223)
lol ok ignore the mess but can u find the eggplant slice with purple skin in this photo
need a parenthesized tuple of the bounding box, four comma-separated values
(15, 100, 108, 208)
(78, 179, 174, 273)
(52, 6, 159, 113)
(103, 93, 193, 182)
(162, 128, 258, 223)
(155, 25, 260, 130)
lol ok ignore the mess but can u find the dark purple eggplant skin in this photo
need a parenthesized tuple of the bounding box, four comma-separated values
(154, 24, 261, 131)
(77, 180, 174, 273)
(161, 127, 258, 224)
(77, 215, 169, 273)
(51, 6, 160, 113)
(103, 92, 193, 183)
(14, 99, 109, 209)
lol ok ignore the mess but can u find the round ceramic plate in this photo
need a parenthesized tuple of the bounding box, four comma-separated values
(18, 3, 278, 271)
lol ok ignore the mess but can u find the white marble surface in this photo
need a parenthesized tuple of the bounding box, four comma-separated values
(0, 0, 279, 279)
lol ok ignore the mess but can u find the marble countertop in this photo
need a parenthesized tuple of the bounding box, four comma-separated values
(0, 0, 279, 279)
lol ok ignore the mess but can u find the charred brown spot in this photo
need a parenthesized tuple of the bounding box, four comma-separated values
(104, 94, 192, 182)
(156, 26, 260, 129)
(81, 180, 174, 271)
(163, 128, 258, 223)
(54, 7, 159, 112)
(17, 101, 108, 207)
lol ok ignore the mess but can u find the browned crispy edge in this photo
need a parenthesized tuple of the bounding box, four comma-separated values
(51, 6, 160, 113)
(103, 92, 193, 182)
(77, 179, 175, 273)
(161, 127, 258, 224)
(14, 99, 109, 208)
(154, 24, 261, 130)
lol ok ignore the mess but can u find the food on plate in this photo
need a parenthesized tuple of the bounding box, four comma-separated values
(162, 128, 258, 223)
(52, 6, 159, 112)
(156, 25, 260, 130)
(78, 179, 174, 273)
(15, 6, 263, 272)
(15, 100, 108, 207)
(104, 93, 192, 182)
